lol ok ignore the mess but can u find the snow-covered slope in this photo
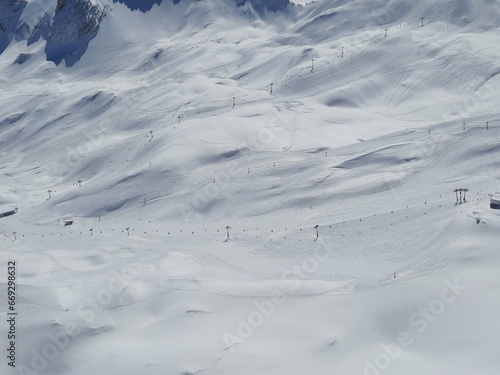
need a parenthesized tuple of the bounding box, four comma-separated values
(1, 0, 500, 374)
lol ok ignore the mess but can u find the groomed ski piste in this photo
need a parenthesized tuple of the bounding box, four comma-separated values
(1, 0, 500, 374)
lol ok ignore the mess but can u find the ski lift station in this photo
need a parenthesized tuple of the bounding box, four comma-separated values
(0, 207, 18, 219)
(64, 219, 74, 226)
(490, 195, 500, 209)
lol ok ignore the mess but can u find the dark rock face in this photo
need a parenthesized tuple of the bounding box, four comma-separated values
(113, 0, 289, 13)
(28, 0, 108, 66)
(0, 0, 27, 53)
(113, 0, 165, 12)
(14, 52, 31, 64)
(235, 0, 290, 12)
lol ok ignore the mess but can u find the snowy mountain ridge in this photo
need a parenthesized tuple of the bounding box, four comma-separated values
(1, 0, 500, 374)
(1, 0, 295, 66)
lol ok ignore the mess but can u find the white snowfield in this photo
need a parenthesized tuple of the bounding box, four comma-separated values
(1, 0, 500, 374)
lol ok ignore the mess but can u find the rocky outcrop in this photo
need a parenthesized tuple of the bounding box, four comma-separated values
(0, 0, 27, 53)
(113, 0, 289, 13)
(112, 0, 166, 12)
(235, 0, 290, 12)
(27, 0, 108, 66)
(2, 0, 107, 66)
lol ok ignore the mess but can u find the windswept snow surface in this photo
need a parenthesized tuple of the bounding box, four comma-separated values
(1, 0, 500, 374)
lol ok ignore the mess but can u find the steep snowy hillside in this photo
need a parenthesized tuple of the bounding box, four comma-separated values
(1, 0, 500, 374)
